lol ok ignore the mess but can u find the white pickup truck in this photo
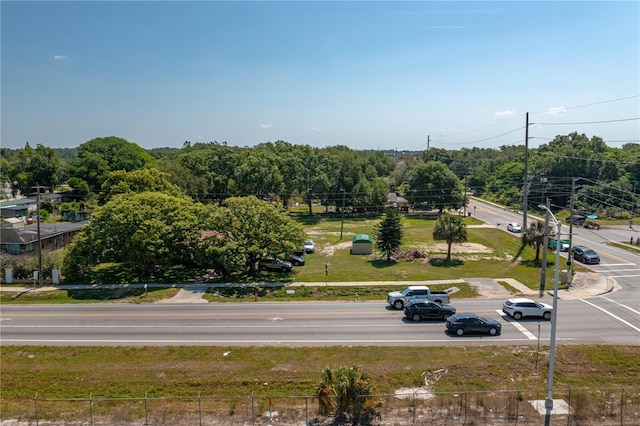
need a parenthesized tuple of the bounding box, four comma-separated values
(387, 285, 451, 310)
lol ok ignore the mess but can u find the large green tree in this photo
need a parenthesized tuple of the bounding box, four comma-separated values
(6, 143, 62, 195)
(432, 215, 467, 261)
(62, 192, 206, 281)
(405, 161, 464, 211)
(98, 168, 184, 204)
(69, 136, 156, 191)
(203, 196, 306, 274)
(374, 207, 404, 261)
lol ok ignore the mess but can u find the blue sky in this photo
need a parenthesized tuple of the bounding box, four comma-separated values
(2, 1, 639, 151)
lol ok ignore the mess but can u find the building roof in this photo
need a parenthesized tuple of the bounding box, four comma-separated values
(0, 222, 87, 245)
(352, 234, 373, 243)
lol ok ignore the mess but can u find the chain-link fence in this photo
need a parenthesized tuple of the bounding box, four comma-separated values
(2, 387, 639, 425)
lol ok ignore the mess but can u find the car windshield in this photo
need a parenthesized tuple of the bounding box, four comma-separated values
(583, 249, 597, 255)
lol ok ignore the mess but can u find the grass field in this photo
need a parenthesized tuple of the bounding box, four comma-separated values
(1, 213, 638, 424)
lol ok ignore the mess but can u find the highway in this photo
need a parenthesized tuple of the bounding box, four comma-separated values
(1, 297, 638, 346)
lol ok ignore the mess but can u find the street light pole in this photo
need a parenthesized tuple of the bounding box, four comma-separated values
(539, 204, 562, 423)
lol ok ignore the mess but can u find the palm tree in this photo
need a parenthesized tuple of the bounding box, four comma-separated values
(316, 365, 378, 424)
(521, 221, 553, 262)
(433, 215, 467, 260)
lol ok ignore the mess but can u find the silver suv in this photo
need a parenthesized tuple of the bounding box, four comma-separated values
(502, 298, 552, 320)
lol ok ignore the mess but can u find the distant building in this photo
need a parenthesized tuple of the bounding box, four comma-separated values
(0, 219, 86, 255)
(387, 192, 409, 211)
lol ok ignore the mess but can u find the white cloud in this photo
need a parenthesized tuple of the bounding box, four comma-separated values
(194, 134, 204, 140)
(53, 55, 67, 60)
(545, 107, 567, 116)
(260, 123, 273, 129)
(311, 127, 325, 132)
(494, 109, 517, 117)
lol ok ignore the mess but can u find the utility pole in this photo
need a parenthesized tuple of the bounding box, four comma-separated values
(522, 113, 530, 230)
(426, 135, 430, 161)
(35, 182, 43, 287)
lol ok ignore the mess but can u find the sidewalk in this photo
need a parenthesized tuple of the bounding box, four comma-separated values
(0, 272, 614, 303)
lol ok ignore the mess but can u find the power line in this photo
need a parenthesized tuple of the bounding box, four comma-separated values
(530, 94, 640, 114)
(532, 117, 639, 126)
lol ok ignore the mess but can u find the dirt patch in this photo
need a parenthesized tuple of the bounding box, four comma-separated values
(319, 241, 352, 256)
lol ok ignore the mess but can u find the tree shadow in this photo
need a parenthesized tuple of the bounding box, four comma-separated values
(369, 259, 398, 269)
(429, 258, 464, 267)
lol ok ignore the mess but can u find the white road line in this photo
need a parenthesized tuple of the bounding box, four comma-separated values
(592, 268, 640, 272)
(608, 274, 640, 278)
(580, 299, 640, 333)
(601, 297, 640, 316)
(0, 338, 576, 344)
(596, 263, 637, 267)
(495, 310, 537, 340)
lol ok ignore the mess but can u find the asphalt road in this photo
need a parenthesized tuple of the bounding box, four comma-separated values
(1, 297, 638, 346)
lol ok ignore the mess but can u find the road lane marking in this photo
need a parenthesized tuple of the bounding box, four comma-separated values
(580, 299, 640, 333)
(0, 338, 577, 344)
(601, 297, 640, 316)
(495, 310, 537, 340)
(609, 274, 640, 278)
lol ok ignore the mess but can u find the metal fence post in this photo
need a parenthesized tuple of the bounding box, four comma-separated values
(34, 392, 39, 426)
(567, 387, 571, 426)
(412, 389, 416, 426)
(464, 390, 468, 425)
(620, 386, 624, 426)
(198, 392, 202, 426)
(515, 389, 520, 425)
(144, 391, 148, 426)
(251, 391, 255, 426)
(89, 392, 93, 426)
(305, 393, 308, 425)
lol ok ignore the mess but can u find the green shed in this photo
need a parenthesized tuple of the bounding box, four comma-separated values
(351, 234, 373, 255)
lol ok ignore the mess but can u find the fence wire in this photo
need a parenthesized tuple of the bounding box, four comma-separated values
(2, 387, 639, 425)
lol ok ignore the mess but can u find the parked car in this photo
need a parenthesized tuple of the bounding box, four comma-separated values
(445, 313, 501, 336)
(303, 240, 315, 253)
(572, 245, 600, 264)
(288, 255, 305, 266)
(404, 301, 456, 322)
(502, 298, 552, 320)
(507, 222, 522, 233)
(566, 215, 586, 225)
(258, 257, 293, 272)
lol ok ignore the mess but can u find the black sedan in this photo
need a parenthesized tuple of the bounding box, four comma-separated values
(445, 313, 501, 336)
(572, 245, 600, 264)
(404, 301, 456, 322)
(289, 255, 305, 266)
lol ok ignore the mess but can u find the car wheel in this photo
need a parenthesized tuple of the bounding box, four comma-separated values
(456, 328, 464, 336)
(394, 300, 404, 310)
(442, 313, 451, 321)
(259, 266, 266, 271)
(281, 267, 288, 272)
(513, 312, 523, 320)
(543, 312, 551, 320)
(412, 314, 421, 322)
(488, 327, 499, 336)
